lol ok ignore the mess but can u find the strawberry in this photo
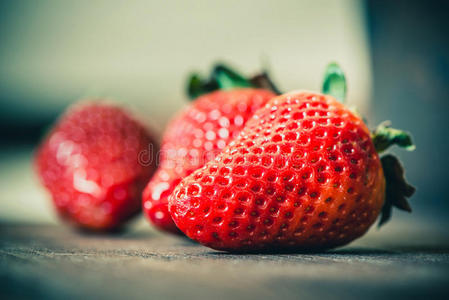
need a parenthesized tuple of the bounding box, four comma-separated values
(168, 63, 415, 252)
(35, 102, 157, 231)
(143, 65, 278, 234)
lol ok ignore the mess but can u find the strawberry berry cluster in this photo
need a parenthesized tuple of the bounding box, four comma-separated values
(36, 63, 414, 252)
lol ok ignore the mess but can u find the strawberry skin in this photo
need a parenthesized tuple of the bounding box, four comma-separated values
(143, 89, 276, 233)
(169, 91, 386, 251)
(36, 102, 157, 231)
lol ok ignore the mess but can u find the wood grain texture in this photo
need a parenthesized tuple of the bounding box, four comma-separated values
(1, 221, 449, 300)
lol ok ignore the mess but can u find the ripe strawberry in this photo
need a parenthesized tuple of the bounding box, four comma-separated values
(36, 102, 157, 231)
(143, 65, 278, 234)
(169, 63, 414, 252)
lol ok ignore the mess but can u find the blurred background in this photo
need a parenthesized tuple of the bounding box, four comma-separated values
(0, 0, 447, 226)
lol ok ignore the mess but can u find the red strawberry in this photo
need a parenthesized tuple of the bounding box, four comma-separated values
(143, 65, 278, 234)
(169, 63, 414, 252)
(35, 102, 157, 231)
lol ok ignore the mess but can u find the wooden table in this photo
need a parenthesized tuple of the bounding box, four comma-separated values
(1, 219, 449, 300)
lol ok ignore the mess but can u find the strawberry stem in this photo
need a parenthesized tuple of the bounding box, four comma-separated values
(186, 63, 281, 100)
(372, 121, 415, 153)
(322, 62, 347, 103)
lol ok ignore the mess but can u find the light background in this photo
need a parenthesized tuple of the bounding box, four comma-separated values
(0, 0, 371, 131)
(1, 0, 447, 227)
(0, 0, 371, 223)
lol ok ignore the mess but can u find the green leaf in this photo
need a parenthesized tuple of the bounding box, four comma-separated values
(186, 63, 282, 100)
(186, 73, 203, 99)
(372, 121, 416, 153)
(322, 62, 347, 103)
(186, 73, 218, 100)
(212, 64, 252, 90)
(249, 72, 282, 95)
(378, 154, 415, 227)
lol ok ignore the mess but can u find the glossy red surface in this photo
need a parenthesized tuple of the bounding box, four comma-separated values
(169, 91, 385, 251)
(36, 102, 157, 231)
(143, 89, 276, 233)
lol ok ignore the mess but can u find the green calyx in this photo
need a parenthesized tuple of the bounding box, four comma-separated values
(371, 122, 415, 227)
(187, 74, 219, 100)
(186, 63, 281, 100)
(249, 72, 282, 95)
(378, 155, 415, 226)
(322, 62, 347, 103)
(213, 65, 252, 90)
(372, 121, 416, 153)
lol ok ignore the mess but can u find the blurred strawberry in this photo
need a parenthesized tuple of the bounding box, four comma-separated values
(143, 65, 278, 234)
(36, 102, 157, 231)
